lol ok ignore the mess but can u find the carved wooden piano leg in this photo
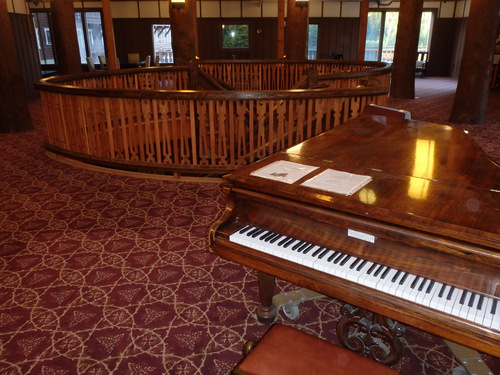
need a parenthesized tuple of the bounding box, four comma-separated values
(256, 271, 277, 324)
(336, 304, 405, 365)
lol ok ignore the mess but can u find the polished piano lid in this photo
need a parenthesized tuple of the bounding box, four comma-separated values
(225, 115, 500, 252)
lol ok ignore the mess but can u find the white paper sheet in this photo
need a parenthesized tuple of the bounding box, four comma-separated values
(250, 160, 319, 184)
(301, 169, 372, 195)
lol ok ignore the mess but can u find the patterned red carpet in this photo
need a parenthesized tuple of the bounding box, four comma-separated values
(0, 79, 499, 374)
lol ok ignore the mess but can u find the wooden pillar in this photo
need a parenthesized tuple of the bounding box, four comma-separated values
(277, 0, 285, 59)
(357, 0, 370, 60)
(169, 0, 198, 65)
(389, 0, 423, 99)
(102, 0, 118, 70)
(50, 0, 82, 74)
(285, 0, 309, 60)
(0, 0, 33, 133)
(450, 0, 500, 124)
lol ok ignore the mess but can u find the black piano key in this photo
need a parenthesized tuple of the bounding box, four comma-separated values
(282, 238, 296, 248)
(391, 270, 402, 283)
(468, 293, 476, 308)
(327, 251, 339, 262)
(438, 283, 447, 298)
(477, 295, 485, 311)
(350, 258, 362, 269)
(339, 255, 352, 266)
(418, 278, 428, 292)
(292, 241, 305, 251)
(374, 265, 386, 277)
(268, 233, 282, 243)
(459, 290, 468, 305)
(333, 253, 346, 264)
(380, 267, 391, 279)
(399, 272, 409, 285)
(259, 231, 274, 241)
(318, 249, 330, 259)
(366, 263, 378, 275)
(446, 286, 456, 300)
(426, 280, 436, 294)
(302, 243, 315, 254)
(251, 228, 266, 238)
(278, 236, 291, 246)
(296, 242, 310, 252)
(356, 260, 368, 271)
(491, 299, 498, 315)
(410, 276, 421, 289)
(239, 225, 253, 234)
(312, 247, 324, 257)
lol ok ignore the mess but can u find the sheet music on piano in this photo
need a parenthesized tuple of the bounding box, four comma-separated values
(250, 160, 318, 184)
(251, 160, 372, 196)
(301, 169, 372, 196)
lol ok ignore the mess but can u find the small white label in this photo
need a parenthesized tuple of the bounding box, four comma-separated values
(347, 229, 375, 243)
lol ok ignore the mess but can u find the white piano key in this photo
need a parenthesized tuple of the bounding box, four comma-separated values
(228, 225, 500, 332)
(426, 281, 445, 309)
(395, 273, 416, 299)
(377, 268, 399, 293)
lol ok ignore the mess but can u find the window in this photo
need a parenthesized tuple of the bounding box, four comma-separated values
(308, 24, 318, 60)
(32, 12, 55, 65)
(152, 25, 174, 64)
(364, 11, 433, 63)
(222, 24, 249, 49)
(44, 28, 52, 45)
(75, 11, 105, 64)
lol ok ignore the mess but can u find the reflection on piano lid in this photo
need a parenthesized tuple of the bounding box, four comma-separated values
(209, 115, 500, 358)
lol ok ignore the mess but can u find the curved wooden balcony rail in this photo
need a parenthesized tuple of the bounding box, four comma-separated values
(35, 60, 391, 177)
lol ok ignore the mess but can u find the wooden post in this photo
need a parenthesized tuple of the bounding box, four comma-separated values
(450, 0, 500, 124)
(285, 0, 309, 60)
(389, 0, 423, 99)
(101, 0, 118, 70)
(50, 0, 82, 74)
(169, 0, 198, 65)
(357, 0, 370, 60)
(0, 0, 33, 133)
(277, 0, 285, 59)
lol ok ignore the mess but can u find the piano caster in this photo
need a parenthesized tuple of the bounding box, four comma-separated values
(272, 288, 326, 321)
(336, 304, 405, 365)
(444, 339, 494, 375)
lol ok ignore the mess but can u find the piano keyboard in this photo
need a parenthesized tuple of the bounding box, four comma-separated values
(230, 225, 500, 331)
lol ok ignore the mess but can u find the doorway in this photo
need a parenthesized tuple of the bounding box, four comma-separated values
(364, 11, 433, 63)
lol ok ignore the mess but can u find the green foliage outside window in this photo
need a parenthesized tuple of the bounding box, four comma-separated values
(222, 24, 249, 49)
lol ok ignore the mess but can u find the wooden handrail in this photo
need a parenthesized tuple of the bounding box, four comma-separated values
(36, 60, 391, 178)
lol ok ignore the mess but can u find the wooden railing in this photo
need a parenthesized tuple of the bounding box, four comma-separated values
(35, 60, 391, 177)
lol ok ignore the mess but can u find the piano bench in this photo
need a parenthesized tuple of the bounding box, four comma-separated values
(233, 324, 399, 375)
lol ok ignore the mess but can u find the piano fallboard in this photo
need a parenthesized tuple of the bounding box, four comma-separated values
(209, 115, 500, 358)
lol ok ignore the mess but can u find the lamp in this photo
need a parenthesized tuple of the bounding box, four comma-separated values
(295, 0, 309, 8)
(171, 0, 186, 9)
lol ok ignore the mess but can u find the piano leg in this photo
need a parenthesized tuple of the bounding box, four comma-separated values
(257, 271, 277, 324)
(336, 304, 405, 365)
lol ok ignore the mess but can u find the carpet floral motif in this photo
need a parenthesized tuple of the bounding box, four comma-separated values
(1, 81, 499, 374)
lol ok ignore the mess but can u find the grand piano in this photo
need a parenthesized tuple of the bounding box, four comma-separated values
(209, 115, 500, 363)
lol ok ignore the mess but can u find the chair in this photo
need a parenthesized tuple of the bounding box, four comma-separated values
(362, 104, 412, 120)
(233, 324, 400, 375)
(416, 51, 428, 77)
(86, 57, 96, 72)
(98, 55, 107, 70)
